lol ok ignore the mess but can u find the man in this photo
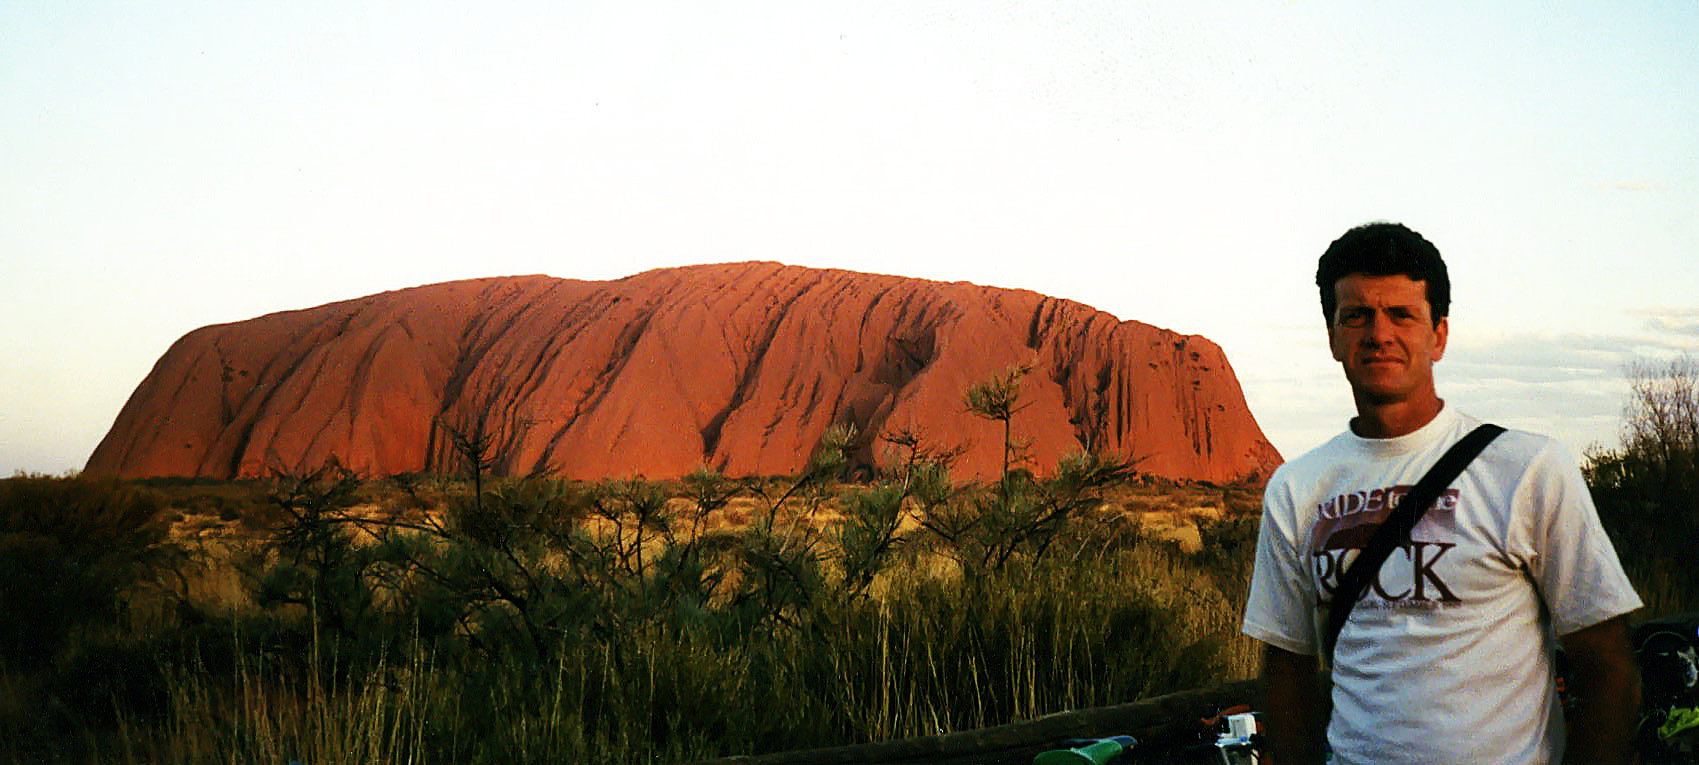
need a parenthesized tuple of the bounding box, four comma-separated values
(1241, 222, 1643, 764)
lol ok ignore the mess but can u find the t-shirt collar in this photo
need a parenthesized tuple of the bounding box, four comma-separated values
(1344, 401, 1458, 458)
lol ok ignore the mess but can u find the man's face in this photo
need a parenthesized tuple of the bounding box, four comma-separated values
(1327, 273, 1448, 405)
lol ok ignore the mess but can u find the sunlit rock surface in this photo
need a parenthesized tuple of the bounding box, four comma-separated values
(87, 263, 1282, 482)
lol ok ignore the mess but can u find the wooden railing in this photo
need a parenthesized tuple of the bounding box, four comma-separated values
(701, 678, 1258, 764)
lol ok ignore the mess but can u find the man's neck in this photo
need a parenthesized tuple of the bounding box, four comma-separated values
(1350, 395, 1445, 439)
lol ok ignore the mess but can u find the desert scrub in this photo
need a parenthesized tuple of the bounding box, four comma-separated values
(0, 475, 184, 669)
(0, 456, 1261, 762)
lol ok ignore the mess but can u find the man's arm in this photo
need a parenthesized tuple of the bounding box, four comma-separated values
(1259, 642, 1327, 765)
(1559, 615, 1640, 764)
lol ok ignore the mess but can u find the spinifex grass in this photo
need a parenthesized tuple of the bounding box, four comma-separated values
(2, 485, 1259, 762)
(181, 541, 1234, 762)
(1, 432, 1277, 765)
(131, 627, 437, 764)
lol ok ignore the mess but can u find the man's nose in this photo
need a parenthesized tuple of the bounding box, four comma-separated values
(1363, 312, 1394, 344)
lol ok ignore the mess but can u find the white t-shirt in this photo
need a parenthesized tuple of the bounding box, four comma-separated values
(1242, 405, 1641, 764)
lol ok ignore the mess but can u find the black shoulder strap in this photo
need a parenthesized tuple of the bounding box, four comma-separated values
(1322, 423, 1506, 661)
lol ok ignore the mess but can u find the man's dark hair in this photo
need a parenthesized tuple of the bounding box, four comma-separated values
(1316, 221, 1450, 327)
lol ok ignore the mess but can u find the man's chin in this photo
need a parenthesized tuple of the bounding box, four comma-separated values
(1349, 382, 1412, 404)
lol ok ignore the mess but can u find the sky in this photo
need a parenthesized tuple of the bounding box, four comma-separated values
(3, 1, 1697, 476)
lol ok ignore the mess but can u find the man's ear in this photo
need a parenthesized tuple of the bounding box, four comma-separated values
(1433, 316, 1449, 361)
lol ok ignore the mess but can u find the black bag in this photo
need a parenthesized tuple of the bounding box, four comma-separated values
(1323, 423, 1506, 660)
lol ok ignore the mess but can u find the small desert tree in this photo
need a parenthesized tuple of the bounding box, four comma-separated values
(248, 461, 392, 643)
(436, 413, 499, 506)
(878, 425, 965, 490)
(920, 366, 1142, 575)
(965, 365, 1031, 482)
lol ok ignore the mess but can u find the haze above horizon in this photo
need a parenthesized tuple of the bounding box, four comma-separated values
(4, 2, 1696, 475)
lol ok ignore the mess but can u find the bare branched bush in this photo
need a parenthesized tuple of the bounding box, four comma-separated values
(1584, 354, 1699, 613)
(878, 425, 966, 487)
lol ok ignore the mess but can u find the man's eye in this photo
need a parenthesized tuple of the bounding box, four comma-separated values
(1341, 311, 1369, 326)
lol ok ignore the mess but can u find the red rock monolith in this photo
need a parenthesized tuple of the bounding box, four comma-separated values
(86, 263, 1282, 483)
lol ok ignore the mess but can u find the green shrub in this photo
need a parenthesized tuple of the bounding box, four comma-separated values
(0, 475, 181, 669)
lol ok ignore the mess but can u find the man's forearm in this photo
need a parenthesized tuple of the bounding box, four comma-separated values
(1260, 643, 1327, 765)
(1561, 616, 1640, 764)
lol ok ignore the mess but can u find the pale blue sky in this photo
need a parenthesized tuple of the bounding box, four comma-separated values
(3, 1, 1697, 475)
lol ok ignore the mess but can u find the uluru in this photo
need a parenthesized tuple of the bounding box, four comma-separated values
(86, 263, 1282, 483)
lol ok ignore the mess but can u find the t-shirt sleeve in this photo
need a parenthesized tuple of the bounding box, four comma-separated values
(1243, 468, 1320, 655)
(1518, 441, 1642, 636)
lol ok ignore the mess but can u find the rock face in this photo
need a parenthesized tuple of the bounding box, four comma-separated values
(86, 263, 1282, 483)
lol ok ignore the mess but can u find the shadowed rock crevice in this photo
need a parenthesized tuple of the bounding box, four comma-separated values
(86, 264, 1282, 483)
(700, 270, 825, 458)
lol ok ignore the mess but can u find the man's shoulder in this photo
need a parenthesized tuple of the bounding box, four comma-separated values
(1474, 425, 1590, 489)
(1266, 430, 1357, 485)
(1260, 432, 1359, 518)
(1474, 423, 1576, 475)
